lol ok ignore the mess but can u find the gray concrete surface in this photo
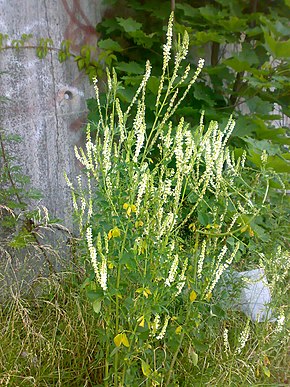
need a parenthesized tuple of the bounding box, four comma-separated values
(0, 0, 103, 294)
(0, 0, 103, 227)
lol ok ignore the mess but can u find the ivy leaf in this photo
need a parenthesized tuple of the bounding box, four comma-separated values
(116, 17, 142, 33)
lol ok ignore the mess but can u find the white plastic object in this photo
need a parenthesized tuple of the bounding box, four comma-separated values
(232, 268, 275, 322)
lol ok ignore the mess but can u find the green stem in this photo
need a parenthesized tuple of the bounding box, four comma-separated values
(165, 307, 191, 386)
(114, 224, 129, 386)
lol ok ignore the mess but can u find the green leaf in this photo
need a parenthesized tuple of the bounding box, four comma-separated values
(190, 290, 197, 302)
(220, 16, 247, 32)
(262, 366, 271, 378)
(193, 31, 226, 45)
(200, 5, 227, 22)
(188, 346, 199, 366)
(223, 57, 251, 72)
(114, 333, 130, 347)
(116, 17, 142, 33)
(92, 299, 102, 314)
(141, 360, 152, 377)
(115, 61, 145, 74)
(263, 28, 290, 58)
(247, 96, 272, 115)
(176, 3, 200, 18)
(98, 39, 123, 52)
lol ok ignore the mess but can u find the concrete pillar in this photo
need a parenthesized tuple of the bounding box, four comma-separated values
(0, 0, 103, 227)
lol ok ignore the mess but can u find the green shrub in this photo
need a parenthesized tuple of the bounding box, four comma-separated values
(66, 15, 289, 385)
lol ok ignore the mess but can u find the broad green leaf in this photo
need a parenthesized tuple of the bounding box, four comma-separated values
(141, 360, 152, 377)
(193, 83, 215, 106)
(86, 289, 104, 302)
(98, 39, 123, 52)
(263, 28, 290, 58)
(200, 5, 227, 22)
(176, 3, 200, 18)
(221, 16, 247, 32)
(92, 299, 102, 314)
(129, 30, 157, 49)
(247, 96, 272, 115)
(147, 76, 159, 95)
(223, 58, 251, 72)
(115, 61, 145, 74)
(193, 31, 225, 45)
(116, 17, 142, 33)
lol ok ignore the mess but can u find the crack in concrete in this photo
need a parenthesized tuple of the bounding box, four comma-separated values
(43, 0, 60, 201)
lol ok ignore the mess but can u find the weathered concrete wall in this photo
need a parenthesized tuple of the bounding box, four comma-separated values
(0, 0, 103, 228)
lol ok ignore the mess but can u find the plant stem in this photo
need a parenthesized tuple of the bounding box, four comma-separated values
(165, 306, 191, 386)
(114, 224, 129, 386)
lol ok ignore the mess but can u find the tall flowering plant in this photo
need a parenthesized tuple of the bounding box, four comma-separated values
(67, 13, 260, 386)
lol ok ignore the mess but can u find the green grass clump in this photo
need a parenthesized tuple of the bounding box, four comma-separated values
(0, 267, 288, 386)
(0, 272, 102, 386)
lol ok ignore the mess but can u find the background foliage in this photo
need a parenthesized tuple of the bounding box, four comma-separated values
(87, 0, 290, 174)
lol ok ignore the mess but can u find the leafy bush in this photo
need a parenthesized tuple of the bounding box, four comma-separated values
(89, 0, 290, 174)
(67, 15, 289, 385)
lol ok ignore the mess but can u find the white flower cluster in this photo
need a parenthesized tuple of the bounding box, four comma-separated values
(236, 319, 250, 354)
(133, 100, 146, 162)
(136, 168, 150, 214)
(158, 211, 176, 239)
(165, 254, 179, 286)
(155, 315, 170, 340)
(175, 258, 188, 297)
(205, 243, 240, 298)
(223, 327, 230, 354)
(197, 240, 207, 279)
(275, 310, 285, 333)
(125, 60, 151, 116)
(86, 226, 100, 282)
(86, 226, 107, 291)
(102, 125, 112, 175)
